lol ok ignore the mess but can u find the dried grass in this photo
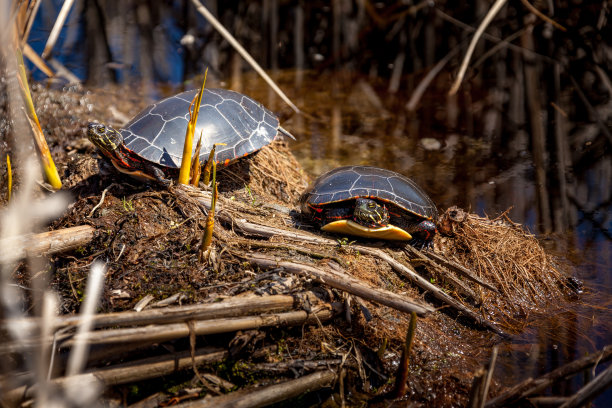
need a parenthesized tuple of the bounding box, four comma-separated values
(216, 139, 308, 205)
(248, 140, 309, 204)
(437, 206, 572, 330)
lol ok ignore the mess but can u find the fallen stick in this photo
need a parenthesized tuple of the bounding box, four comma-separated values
(174, 369, 337, 408)
(4, 347, 228, 403)
(391, 312, 417, 398)
(406, 246, 498, 293)
(58, 294, 297, 329)
(250, 359, 343, 374)
(226, 216, 504, 335)
(0, 295, 300, 354)
(559, 363, 612, 408)
(0, 225, 94, 263)
(247, 252, 434, 316)
(349, 247, 507, 336)
(60, 307, 336, 348)
(406, 250, 480, 303)
(485, 345, 612, 407)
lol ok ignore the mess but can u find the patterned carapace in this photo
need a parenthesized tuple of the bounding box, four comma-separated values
(119, 88, 290, 168)
(300, 165, 438, 244)
(88, 88, 293, 183)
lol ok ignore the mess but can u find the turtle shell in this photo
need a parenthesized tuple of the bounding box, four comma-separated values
(120, 88, 282, 168)
(301, 165, 438, 221)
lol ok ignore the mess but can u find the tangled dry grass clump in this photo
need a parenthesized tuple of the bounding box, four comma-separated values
(241, 140, 308, 204)
(437, 207, 573, 330)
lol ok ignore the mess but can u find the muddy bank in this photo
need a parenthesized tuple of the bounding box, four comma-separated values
(0, 84, 579, 407)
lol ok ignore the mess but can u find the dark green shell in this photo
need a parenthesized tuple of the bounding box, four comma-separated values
(301, 165, 438, 221)
(120, 88, 282, 168)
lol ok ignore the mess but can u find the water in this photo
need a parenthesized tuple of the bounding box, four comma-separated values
(210, 68, 612, 403)
(23, 1, 612, 404)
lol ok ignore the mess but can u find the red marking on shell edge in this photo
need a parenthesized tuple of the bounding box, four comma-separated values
(308, 204, 323, 213)
(224, 158, 230, 166)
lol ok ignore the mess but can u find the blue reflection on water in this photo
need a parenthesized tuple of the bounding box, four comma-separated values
(27, 0, 188, 85)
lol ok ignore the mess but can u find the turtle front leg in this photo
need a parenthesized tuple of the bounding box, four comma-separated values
(408, 220, 437, 249)
(147, 164, 172, 186)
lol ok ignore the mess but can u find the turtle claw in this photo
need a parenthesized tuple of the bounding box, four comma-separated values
(408, 238, 434, 251)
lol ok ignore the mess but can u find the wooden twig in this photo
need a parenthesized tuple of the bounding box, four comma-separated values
(356, 247, 507, 336)
(16, 0, 42, 46)
(59, 294, 297, 329)
(406, 45, 461, 111)
(60, 307, 336, 348)
(22, 43, 54, 77)
(469, 347, 499, 407)
(559, 363, 612, 408)
(527, 396, 569, 406)
(0, 295, 321, 355)
(247, 252, 434, 316)
(173, 369, 337, 408)
(41, 0, 75, 59)
(485, 345, 612, 407)
(449, 0, 509, 95)
(410, 247, 498, 293)
(407, 249, 480, 303)
(522, 21, 552, 233)
(479, 346, 498, 407)
(391, 312, 417, 398)
(468, 367, 488, 408)
(223, 215, 504, 335)
(0, 225, 94, 264)
(5, 347, 228, 403)
(250, 359, 343, 375)
(237, 238, 348, 267)
(519, 0, 566, 31)
(189, 0, 300, 114)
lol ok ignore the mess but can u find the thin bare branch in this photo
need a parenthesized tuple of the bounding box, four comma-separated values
(173, 369, 337, 408)
(519, 0, 566, 31)
(0, 225, 94, 264)
(449, 0, 509, 95)
(41, 0, 76, 59)
(485, 345, 612, 407)
(189, 0, 300, 114)
(247, 252, 434, 316)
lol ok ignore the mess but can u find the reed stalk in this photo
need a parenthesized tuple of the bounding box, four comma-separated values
(178, 70, 207, 185)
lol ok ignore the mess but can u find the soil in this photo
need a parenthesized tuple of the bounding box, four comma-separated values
(0, 83, 576, 407)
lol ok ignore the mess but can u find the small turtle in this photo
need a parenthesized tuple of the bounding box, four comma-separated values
(87, 88, 293, 184)
(300, 165, 438, 247)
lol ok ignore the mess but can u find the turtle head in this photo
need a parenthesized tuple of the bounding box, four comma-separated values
(87, 123, 124, 154)
(353, 198, 389, 228)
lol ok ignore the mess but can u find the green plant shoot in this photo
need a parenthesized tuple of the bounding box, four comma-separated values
(190, 132, 203, 186)
(202, 143, 226, 186)
(199, 160, 217, 261)
(178, 68, 208, 185)
(15, 49, 62, 189)
(6, 154, 12, 202)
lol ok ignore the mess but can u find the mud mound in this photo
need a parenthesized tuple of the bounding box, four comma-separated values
(2, 85, 579, 407)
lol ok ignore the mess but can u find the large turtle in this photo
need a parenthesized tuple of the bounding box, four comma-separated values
(300, 165, 438, 246)
(87, 88, 293, 184)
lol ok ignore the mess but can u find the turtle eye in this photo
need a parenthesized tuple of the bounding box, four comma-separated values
(99, 125, 106, 132)
(368, 202, 375, 208)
